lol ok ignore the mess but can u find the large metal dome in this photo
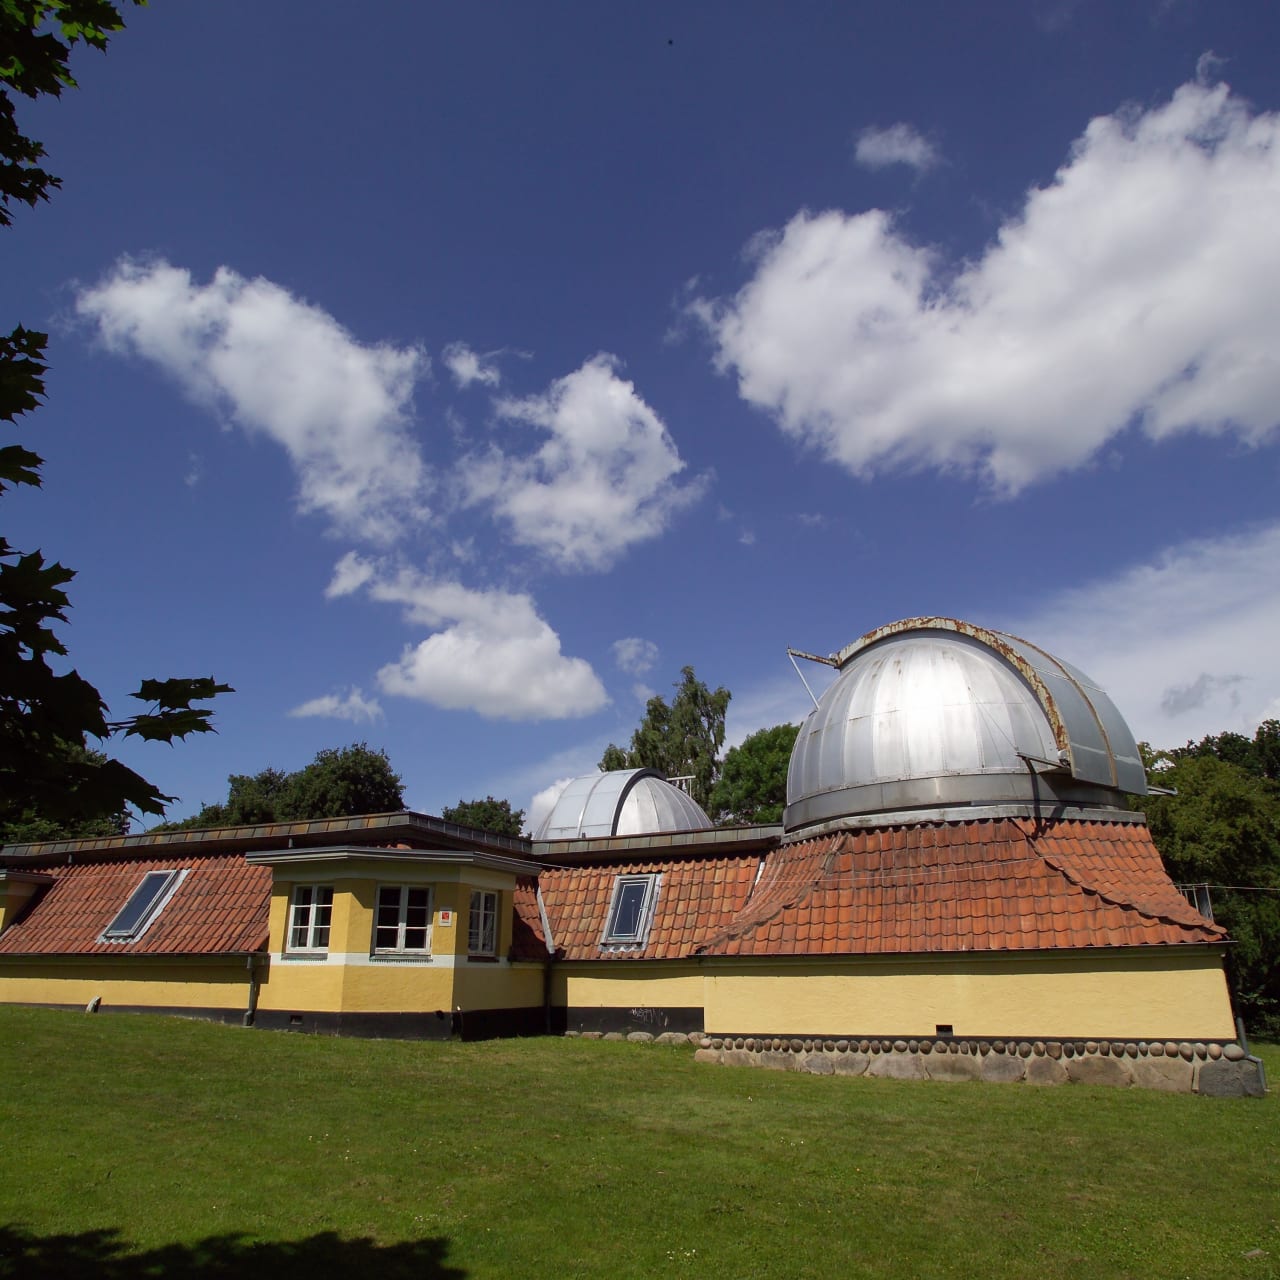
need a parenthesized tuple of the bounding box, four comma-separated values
(534, 769, 713, 841)
(785, 618, 1147, 833)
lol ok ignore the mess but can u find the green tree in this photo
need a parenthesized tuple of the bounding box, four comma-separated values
(156, 745, 404, 830)
(441, 796, 526, 838)
(1, 0, 231, 836)
(1135, 728, 1280, 1038)
(599, 666, 731, 810)
(709, 722, 799, 826)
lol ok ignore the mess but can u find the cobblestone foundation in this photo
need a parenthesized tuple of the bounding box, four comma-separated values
(683, 1034, 1265, 1095)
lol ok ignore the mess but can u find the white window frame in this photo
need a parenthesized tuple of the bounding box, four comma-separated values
(372, 884, 434, 956)
(101, 868, 188, 942)
(601, 873, 660, 948)
(287, 884, 334, 954)
(468, 889, 499, 957)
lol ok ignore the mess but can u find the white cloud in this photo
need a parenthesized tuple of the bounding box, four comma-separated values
(325, 550, 377, 599)
(442, 341, 502, 389)
(853, 123, 939, 172)
(612, 636, 658, 675)
(460, 354, 706, 571)
(288, 687, 384, 724)
(77, 260, 430, 542)
(698, 81, 1280, 494)
(334, 561, 607, 721)
(999, 520, 1280, 748)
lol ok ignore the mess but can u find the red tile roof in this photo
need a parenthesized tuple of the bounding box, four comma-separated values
(516, 853, 762, 961)
(0, 855, 270, 956)
(695, 818, 1225, 957)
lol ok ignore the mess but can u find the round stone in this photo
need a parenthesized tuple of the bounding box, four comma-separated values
(858, 1039, 871, 1053)
(1098, 1042, 1110, 1056)
(908, 1039, 919, 1053)
(1149, 1042, 1165, 1057)
(1193, 1042, 1207, 1058)
(1125, 1042, 1139, 1058)
(992, 1040, 1006, 1054)
(1062, 1042, 1075, 1058)
(978, 1041, 991, 1055)
(1046, 1042, 1062, 1059)
(711, 1038, 724, 1050)
(1018, 1041, 1032, 1057)
(835, 1039, 849, 1053)
(1224, 1043, 1246, 1061)
(790, 1039, 804, 1053)
(1165, 1041, 1179, 1056)
(744, 1038, 755, 1051)
(1208, 1043, 1223, 1060)
(1085, 1041, 1098, 1054)
(1075, 1041, 1088, 1056)
(823, 1040, 836, 1052)
(1033, 1041, 1045, 1056)
(1179, 1042, 1194, 1061)
(1137, 1041, 1149, 1056)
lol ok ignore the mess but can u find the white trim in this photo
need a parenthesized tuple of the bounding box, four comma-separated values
(273, 951, 511, 969)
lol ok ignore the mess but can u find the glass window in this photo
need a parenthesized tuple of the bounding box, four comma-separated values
(468, 890, 498, 956)
(374, 885, 433, 954)
(288, 884, 334, 952)
(102, 869, 185, 941)
(601, 874, 660, 947)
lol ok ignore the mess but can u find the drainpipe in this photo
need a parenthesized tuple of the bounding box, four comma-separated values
(1237, 1015, 1268, 1091)
(243, 953, 262, 1028)
(536, 885, 557, 1035)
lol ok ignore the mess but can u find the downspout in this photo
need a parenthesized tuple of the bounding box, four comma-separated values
(535, 884, 557, 1035)
(243, 953, 262, 1028)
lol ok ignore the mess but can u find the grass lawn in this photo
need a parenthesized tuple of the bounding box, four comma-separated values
(0, 1008, 1275, 1279)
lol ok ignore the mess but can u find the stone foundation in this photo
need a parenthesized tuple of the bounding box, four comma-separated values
(689, 1035, 1266, 1096)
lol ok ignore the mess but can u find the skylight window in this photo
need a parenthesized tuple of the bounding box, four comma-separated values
(102, 869, 186, 941)
(601, 873, 660, 947)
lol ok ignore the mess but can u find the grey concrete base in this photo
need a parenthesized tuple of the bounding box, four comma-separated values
(690, 1035, 1265, 1095)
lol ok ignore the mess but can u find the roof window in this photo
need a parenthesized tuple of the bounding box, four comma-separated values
(102, 869, 187, 941)
(601, 873, 660, 948)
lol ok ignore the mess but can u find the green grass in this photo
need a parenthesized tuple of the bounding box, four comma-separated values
(0, 1008, 1276, 1279)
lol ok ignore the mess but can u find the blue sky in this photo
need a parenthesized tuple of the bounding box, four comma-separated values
(8, 1, 1280, 828)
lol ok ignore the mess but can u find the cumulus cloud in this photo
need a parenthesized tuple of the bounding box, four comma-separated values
(327, 556, 607, 721)
(459, 354, 706, 571)
(853, 123, 939, 172)
(697, 81, 1280, 493)
(288, 687, 384, 724)
(442, 341, 502, 389)
(1000, 521, 1280, 748)
(612, 637, 658, 675)
(77, 260, 429, 542)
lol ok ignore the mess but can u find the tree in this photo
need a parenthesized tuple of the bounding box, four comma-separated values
(0, 2, 231, 836)
(441, 796, 526, 838)
(599, 666, 730, 810)
(158, 745, 405, 830)
(1134, 726, 1280, 1039)
(709, 722, 799, 826)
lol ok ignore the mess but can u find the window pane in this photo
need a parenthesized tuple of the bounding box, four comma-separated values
(610, 881, 646, 938)
(104, 871, 176, 938)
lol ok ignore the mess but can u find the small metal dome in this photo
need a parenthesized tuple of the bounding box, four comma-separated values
(534, 769, 713, 840)
(785, 618, 1146, 833)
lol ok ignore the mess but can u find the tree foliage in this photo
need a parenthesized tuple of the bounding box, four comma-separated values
(1135, 721, 1280, 1038)
(599, 666, 730, 810)
(709, 722, 799, 826)
(441, 796, 526, 838)
(1, 1, 231, 839)
(158, 744, 405, 831)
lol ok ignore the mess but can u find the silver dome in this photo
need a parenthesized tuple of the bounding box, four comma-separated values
(785, 618, 1147, 833)
(534, 769, 713, 840)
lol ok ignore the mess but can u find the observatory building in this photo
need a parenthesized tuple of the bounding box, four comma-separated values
(0, 618, 1261, 1093)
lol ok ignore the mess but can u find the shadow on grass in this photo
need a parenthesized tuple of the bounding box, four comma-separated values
(0, 1225, 466, 1280)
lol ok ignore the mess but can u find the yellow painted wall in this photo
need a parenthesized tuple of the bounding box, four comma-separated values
(0, 959, 250, 1011)
(701, 949, 1236, 1040)
(332, 963, 457, 1014)
(453, 961, 543, 1011)
(556, 963, 704, 1011)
